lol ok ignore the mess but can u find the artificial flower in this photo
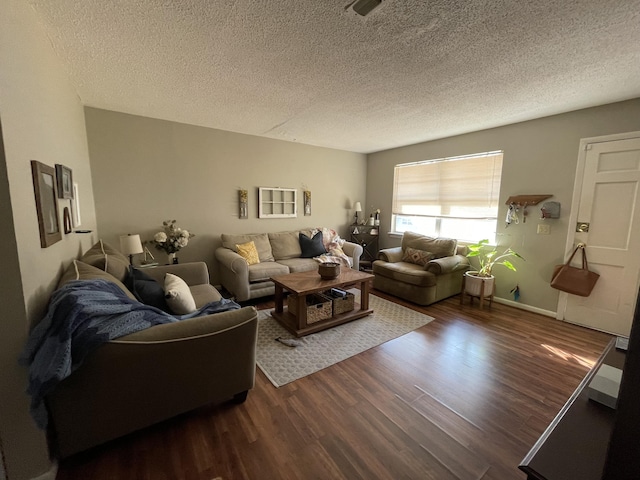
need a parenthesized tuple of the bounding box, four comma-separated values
(152, 220, 195, 254)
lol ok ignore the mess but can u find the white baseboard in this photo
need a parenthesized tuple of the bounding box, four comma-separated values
(31, 463, 57, 480)
(493, 297, 557, 318)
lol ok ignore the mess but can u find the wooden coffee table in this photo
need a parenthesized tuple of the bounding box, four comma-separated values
(271, 269, 374, 337)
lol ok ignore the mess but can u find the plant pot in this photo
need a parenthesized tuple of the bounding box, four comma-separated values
(464, 271, 495, 298)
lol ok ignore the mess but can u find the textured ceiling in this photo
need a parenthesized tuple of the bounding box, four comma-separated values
(27, 0, 640, 153)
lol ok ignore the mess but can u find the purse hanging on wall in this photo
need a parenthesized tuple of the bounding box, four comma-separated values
(550, 244, 600, 297)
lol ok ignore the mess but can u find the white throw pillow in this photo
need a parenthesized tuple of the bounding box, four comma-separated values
(164, 273, 197, 315)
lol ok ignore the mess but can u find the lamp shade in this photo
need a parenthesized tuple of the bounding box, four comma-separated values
(354, 202, 362, 212)
(120, 234, 143, 256)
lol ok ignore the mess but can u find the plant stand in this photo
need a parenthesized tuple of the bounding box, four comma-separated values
(460, 273, 495, 309)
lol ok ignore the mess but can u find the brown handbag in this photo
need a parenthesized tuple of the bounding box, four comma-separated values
(550, 245, 600, 296)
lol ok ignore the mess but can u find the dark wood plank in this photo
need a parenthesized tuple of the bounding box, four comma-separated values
(56, 289, 611, 480)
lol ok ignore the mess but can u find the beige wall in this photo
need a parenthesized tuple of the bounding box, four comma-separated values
(0, 4, 635, 477)
(0, 0, 98, 478)
(85, 108, 367, 283)
(367, 98, 640, 313)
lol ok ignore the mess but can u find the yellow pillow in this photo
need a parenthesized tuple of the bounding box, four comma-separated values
(236, 241, 260, 265)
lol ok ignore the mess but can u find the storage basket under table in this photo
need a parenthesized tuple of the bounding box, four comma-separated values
(287, 293, 333, 324)
(328, 290, 355, 316)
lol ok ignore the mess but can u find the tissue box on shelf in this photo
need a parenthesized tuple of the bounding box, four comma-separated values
(588, 364, 622, 409)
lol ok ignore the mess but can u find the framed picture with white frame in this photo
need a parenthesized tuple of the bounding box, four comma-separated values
(72, 182, 81, 226)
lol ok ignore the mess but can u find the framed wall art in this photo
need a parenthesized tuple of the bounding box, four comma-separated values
(72, 182, 81, 226)
(303, 190, 311, 216)
(55, 164, 73, 199)
(258, 187, 297, 218)
(31, 160, 62, 247)
(239, 189, 248, 219)
(62, 207, 73, 234)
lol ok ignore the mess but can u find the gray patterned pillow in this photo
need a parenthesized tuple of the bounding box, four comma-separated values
(402, 247, 434, 266)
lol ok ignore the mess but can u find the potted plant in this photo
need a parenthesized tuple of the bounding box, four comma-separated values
(464, 239, 524, 298)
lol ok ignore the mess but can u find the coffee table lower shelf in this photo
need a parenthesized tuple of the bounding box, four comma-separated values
(271, 303, 374, 337)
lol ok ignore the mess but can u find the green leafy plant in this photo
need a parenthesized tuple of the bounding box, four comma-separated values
(466, 239, 524, 277)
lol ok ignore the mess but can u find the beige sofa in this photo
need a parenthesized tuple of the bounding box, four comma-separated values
(43, 244, 258, 458)
(215, 228, 363, 301)
(373, 232, 470, 306)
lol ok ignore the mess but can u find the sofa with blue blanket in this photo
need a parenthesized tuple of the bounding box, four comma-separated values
(29, 241, 258, 459)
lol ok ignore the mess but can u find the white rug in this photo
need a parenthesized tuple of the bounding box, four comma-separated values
(256, 291, 434, 387)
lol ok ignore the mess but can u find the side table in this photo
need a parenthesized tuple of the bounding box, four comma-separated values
(350, 225, 379, 269)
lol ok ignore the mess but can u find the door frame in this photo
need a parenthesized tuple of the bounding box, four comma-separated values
(556, 130, 640, 321)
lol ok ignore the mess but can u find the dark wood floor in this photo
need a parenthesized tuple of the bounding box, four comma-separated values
(56, 289, 611, 480)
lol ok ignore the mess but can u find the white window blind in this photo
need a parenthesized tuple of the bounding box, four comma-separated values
(392, 151, 503, 220)
(391, 151, 504, 242)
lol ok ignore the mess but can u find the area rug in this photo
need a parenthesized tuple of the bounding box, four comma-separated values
(256, 291, 434, 387)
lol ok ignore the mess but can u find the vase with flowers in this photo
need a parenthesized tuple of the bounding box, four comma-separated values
(152, 220, 195, 264)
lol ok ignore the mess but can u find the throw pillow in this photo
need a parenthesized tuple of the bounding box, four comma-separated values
(80, 240, 130, 282)
(401, 232, 457, 259)
(299, 231, 327, 258)
(222, 233, 274, 262)
(57, 260, 137, 300)
(402, 247, 434, 267)
(236, 241, 260, 265)
(268, 231, 302, 260)
(164, 273, 197, 315)
(124, 266, 170, 312)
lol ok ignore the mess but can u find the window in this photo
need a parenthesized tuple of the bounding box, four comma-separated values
(258, 187, 297, 218)
(392, 151, 503, 243)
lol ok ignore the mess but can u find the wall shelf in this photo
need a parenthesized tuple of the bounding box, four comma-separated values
(505, 194, 552, 206)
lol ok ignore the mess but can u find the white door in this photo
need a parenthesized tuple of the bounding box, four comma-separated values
(558, 133, 640, 337)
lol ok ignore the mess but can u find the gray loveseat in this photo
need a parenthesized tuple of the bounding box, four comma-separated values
(43, 242, 258, 458)
(373, 231, 470, 306)
(215, 228, 363, 302)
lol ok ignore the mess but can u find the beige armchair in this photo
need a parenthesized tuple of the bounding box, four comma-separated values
(373, 232, 469, 305)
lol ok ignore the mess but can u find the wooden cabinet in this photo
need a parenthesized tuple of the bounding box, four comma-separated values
(519, 339, 624, 480)
(350, 225, 379, 268)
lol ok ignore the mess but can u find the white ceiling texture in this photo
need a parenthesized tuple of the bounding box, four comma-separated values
(27, 0, 640, 153)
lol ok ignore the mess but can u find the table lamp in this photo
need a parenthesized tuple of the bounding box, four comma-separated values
(120, 234, 143, 265)
(353, 202, 362, 225)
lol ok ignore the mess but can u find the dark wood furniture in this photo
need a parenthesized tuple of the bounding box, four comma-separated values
(271, 269, 374, 337)
(519, 338, 623, 480)
(602, 291, 640, 479)
(350, 225, 379, 269)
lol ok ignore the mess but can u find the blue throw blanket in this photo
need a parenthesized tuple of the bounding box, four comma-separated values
(20, 279, 241, 429)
